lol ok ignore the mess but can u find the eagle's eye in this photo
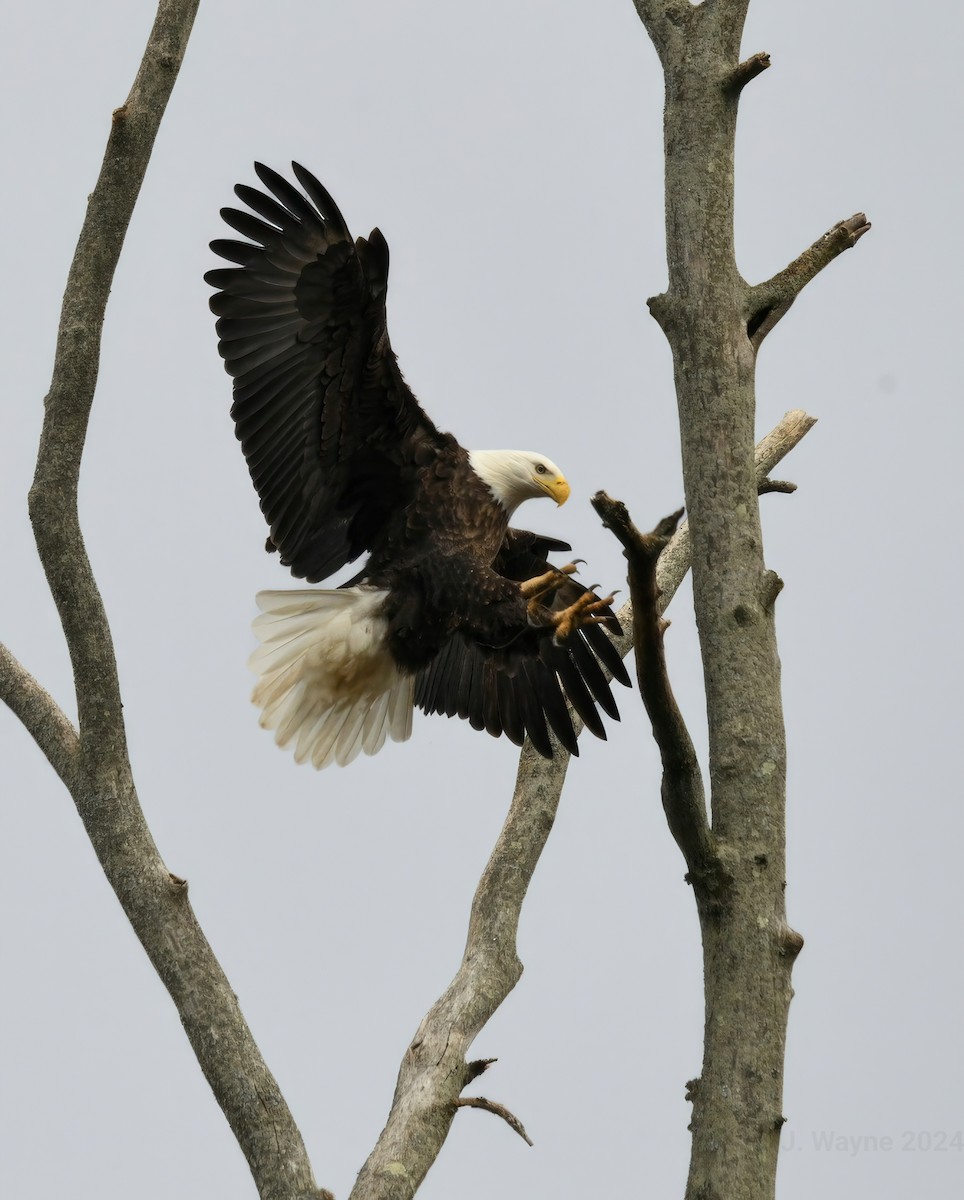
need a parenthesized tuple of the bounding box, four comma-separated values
(535, 463, 548, 474)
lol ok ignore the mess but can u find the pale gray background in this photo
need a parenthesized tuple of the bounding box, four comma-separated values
(2, 1, 961, 1197)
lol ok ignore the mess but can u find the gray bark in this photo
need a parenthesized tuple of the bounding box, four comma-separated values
(0, 4, 324, 1198)
(631, 3, 868, 1198)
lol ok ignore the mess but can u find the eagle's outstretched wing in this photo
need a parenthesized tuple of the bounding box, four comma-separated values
(206, 162, 447, 582)
(209, 166, 630, 765)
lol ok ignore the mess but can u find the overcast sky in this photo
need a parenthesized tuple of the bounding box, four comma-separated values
(2, 2, 962, 1197)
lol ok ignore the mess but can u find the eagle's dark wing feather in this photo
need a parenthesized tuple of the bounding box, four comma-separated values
(413, 530, 630, 756)
(206, 161, 446, 582)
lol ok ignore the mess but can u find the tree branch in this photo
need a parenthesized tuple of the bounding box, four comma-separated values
(747, 213, 872, 347)
(454, 1096, 534, 1147)
(642, 408, 817, 627)
(28, 1, 204, 763)
(0, 643, 79, 789)
(726, 51, 771, 95)
(6, 5, 325, 1198)
(348, 409, 815, 1198)
(590, 500, 727, 897)
(349, 744, 570, 1199)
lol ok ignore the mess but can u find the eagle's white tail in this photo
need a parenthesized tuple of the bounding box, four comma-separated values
(249, 588, 413, 769)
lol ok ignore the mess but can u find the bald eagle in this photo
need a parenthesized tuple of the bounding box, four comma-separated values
(206, 163, 628, 768)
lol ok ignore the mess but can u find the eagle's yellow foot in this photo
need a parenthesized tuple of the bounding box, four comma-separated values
(519, 560, 582, 603)
(543, 590, 618, 646)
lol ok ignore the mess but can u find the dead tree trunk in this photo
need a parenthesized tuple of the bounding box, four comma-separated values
(630, 2, 868, 1197)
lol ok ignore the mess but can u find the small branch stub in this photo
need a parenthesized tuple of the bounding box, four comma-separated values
(646, 291, 674, 333)
(728, 51, 771, 94)
(760, 570, 784, 612)
(781, 926, 805, 960)
(466, 1057, 497, 1082)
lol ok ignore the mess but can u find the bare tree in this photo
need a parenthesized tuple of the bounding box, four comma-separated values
(1, 2, 866, 1199)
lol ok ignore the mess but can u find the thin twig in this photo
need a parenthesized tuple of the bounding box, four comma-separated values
(605, 408, 817, 675)
(455, 1096, 534, 1147)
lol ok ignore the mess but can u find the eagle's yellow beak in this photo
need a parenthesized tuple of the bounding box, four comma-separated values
(540, 474, 570, 506)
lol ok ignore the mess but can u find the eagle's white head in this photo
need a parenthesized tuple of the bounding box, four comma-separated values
(469, 449, 570, 517)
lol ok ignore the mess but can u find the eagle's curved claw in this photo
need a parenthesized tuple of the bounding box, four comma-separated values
(519, 560, 582, 602)
(527, 588, 618, 643)
(550, 591, 617, 645)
